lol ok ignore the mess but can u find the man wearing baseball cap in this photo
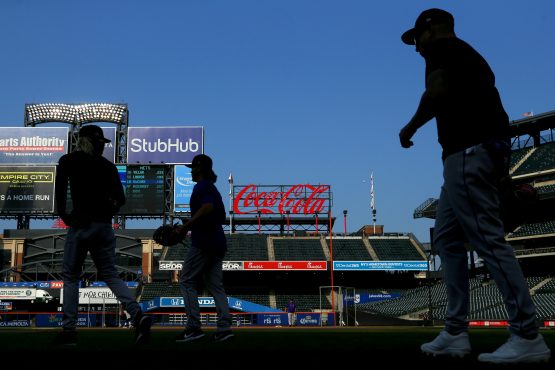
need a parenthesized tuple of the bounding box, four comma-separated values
(174, 153, 234, 342)
(398, 9, 550, 364)
(54, 124, 151, 345)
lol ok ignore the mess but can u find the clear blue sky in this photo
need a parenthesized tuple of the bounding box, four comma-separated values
(1, 0, 554, 242)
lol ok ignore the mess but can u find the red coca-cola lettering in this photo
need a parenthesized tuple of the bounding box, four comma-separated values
(233, 184, 329, 215)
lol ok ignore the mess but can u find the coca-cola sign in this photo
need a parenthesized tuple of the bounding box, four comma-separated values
(233, 184, 331, 215)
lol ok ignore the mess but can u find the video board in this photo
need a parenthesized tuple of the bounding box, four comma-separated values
(173, 165, 194, 213)
(0, 166, 56, 213)
(116, 165, 165, 215)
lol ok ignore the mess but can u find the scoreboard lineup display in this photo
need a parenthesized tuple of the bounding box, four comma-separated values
(117, 165, 165, 215)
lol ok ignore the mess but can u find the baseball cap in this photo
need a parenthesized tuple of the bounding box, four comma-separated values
(186, 154, 213, 169)
(79, 125, 111, 143)
(401, 8, 454, 45)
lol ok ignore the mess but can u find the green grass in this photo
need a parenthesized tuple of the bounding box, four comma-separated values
(0, 327, 553, 369)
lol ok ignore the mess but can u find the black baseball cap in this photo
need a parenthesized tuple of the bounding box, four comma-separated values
(79, 125, 111, 143)
(401, 8, 454, 45)
(186, 154, 213, 169)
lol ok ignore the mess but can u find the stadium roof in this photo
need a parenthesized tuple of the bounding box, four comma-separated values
(509, 109, 555, 137)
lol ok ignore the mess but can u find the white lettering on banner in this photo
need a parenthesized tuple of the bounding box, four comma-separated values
(0, 321, 30, 327)
(171, 298, 183, 306)
(247, 262, 263, 269)
(129, 138, 199, 154)
(60, 288, 119, 304)
(199, 298, 215, 305)
(278, 262, 292, 270)
(222, 262, 243, 270)
(300, 315, 319, 325)
(159, 262, 183, 271)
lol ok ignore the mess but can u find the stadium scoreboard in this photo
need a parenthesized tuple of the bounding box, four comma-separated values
(117, 165, 165, 215)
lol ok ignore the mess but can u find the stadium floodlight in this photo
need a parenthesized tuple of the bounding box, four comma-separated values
(25, 103, 75, 124)
(25, 103, 128, 125)
(76, 103, 127, 124)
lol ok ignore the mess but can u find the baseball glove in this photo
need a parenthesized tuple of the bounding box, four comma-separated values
(153, 224, 185, 246)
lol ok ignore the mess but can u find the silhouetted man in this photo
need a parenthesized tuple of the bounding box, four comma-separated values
(173, 154, 234, 342)
(399, 8, 550, 364)
(55, 125, 151, 345)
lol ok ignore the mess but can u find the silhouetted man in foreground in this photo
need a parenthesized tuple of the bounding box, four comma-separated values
(55, 124, 151, 345)
(399, 8, 550, 364)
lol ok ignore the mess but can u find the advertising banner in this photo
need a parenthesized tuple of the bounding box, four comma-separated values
(0, 166, 56, 213)
(0, 320, 30, 327)
(127, 127, 203, 164)
(0, 288, 36, 300)
(0, 282, 36, 287)
(159, 261, 245, 271)
(36, 281, 63, 289)
(160, 297, 216, 308)
(0, 127, 68, 164)
(159, 260, 327, 271)
(158, 296, 281, 312)
(333, 261, 428, 271)
(243, 261, 327, 271)
(257, 313, 334, 326)
(469, 321, 509, 327)
(35, 314, 96, 327)
(159, 261, 183, 271)
(233, 184, 331, 215)
(60, 287, 119, 304)
(173, 165, 194, 213)
(354, 293, 401, 304)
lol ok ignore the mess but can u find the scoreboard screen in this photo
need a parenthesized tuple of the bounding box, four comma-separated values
(117, 165, 165, 215)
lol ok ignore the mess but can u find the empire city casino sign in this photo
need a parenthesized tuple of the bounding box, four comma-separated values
(232, 184, 331, 215)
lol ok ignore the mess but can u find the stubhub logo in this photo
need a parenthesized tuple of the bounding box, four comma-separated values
(130, 138, 199, 154)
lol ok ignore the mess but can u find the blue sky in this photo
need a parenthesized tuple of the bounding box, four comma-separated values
(1, 0, 554, 242)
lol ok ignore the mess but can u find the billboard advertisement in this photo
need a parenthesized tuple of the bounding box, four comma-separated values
(173, 165, 194, 213)
(0, 166, 56, 213)
(243, 261, 327, 271)
(158, 261, 244, 271)
(35, 314, 96, 327)
(157, 261, 327, 271)
(333, 261, 428, 271)
(233, 184, 332, 215)
(127, 127, 203, 164)
(60, 287, 120, 304)
(0, 127, 68, 164)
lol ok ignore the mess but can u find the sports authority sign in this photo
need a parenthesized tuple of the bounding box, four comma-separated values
(233, 184, 332, 215)
(0, 127, 68, 164)
(127, 127, 203, 164)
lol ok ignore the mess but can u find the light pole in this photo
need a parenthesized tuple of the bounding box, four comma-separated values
(228, 173, 233, 235)
(343, 210, 348, 236)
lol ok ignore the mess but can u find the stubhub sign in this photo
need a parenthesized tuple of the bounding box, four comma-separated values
(127, 127, 203, 164)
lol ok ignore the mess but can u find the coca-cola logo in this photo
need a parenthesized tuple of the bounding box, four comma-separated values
(233, 184, 330, 215)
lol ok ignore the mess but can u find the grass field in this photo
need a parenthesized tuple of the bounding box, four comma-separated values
(0, 327, 553, 369)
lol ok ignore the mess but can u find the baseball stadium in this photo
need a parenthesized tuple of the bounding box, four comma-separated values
(0, 103, 554, 368)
